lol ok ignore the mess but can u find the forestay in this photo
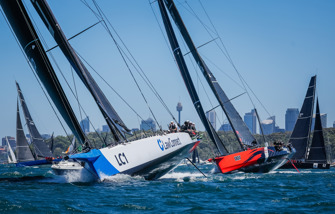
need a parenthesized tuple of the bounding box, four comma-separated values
(31, 0, 130, 142)
(0, 0, 87, 145)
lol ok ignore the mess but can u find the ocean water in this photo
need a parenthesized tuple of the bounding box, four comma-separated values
(0, 163, 334, 213)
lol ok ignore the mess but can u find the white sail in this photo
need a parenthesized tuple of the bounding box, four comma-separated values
(6, 137, 17, 163)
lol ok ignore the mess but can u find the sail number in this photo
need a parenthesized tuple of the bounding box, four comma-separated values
(234, 155, 241, 161)
(115, 153, 129, 166)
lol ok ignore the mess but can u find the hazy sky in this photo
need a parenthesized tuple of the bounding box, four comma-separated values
(0, 0, 334, 140)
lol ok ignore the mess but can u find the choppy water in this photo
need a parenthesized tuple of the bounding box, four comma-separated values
(0, 163, 334, 213)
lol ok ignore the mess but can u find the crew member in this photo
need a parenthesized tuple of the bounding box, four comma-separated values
(168, 121, 177, 133)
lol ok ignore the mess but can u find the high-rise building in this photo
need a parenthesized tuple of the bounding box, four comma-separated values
(102, 125, 110, 133)
(1, 136, 16, 150)
(311, 113, 327, 129)
(41, 134, 51, 140)
(80, 116, 90, 133)
(140, 118, 156, 131)
(244, 109, 256, 134)
(261, 116, 275, 135)
(176, 102, 183, 125)
(285, 108, 299, 132)
(206, 110, 216, 130)
(218, 122, 232, 132)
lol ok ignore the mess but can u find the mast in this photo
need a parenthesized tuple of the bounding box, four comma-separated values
(0, 0, 87, 146)
(157, 0, 228, 155)
(162, 0, 255, 149)
(30, 0, 129, 142)
(289, 75, 316, 160)
(16, 99, 35, 162)
(306, 98, 327, 163)
(16, 82, 53, 158)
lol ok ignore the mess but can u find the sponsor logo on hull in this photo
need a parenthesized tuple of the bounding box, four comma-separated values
(157, 138, 182, 151)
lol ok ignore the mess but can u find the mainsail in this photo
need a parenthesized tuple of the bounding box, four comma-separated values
(289, 76, 316, 159)
(30, 0, 130, 142)
(16, 82, 53, 158)
(162, 0, 256, 149)
(306, 98, 327, 163)
(0, 0, 87, 145)
(158, 0, 228, 155)
(16, 100, 35, 162)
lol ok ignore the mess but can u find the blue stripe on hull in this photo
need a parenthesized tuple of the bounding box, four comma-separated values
(70, 149, 119, 178)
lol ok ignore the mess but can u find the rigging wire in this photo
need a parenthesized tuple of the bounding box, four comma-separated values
(195, 0, 273, 120)
(22, 1, 106, 146)
(78, 0, 163, 131)
(178, 8, 231, 152)
(88, 0, 179, 126)
(195, 0, 274, 137)
(90, 0, 162, 132)
(74, 51, 154, 131)
(0, 9, 74, 145)
(71, 66, 83, 123)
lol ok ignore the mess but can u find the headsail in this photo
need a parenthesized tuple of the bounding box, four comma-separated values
(162, 0, 256, 149)
(16, 82, 53, 158)
(6, 137, 17, 163)
(0, 0, 87, 145)
(30, 0, 129, 142)
(65, 137, 76, 155)
(16, 100, 35, 162)
(289, 76, 316, 159)
(158, 0, 228, 155)
(306, 98, 327, 163)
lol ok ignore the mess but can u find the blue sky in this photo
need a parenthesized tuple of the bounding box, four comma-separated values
(0, 0, 334, 139)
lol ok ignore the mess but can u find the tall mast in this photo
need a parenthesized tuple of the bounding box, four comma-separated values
(0, 0, 87, 145)
(157, 0, 228, 155)
(162, 0, 256, 149)
(30, 0, 129, 142)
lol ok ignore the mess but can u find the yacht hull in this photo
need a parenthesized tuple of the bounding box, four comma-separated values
(69, 132, 199, 180)
(211, 146, 295, 174)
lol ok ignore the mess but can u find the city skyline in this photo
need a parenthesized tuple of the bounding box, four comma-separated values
(0, 1, 334, 138)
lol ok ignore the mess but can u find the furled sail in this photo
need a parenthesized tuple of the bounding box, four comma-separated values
(306, 98, 327, 163)
(16, 82, 53, 158)
(0, 0, 87, 145)
(158, 0, 228, 155)
(16, 100, 35, 162)
(289, 76, 316, 159)
(6, 137, 17, 163)
(31, 0, 130, 141)
(162, 0, 255, 149)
